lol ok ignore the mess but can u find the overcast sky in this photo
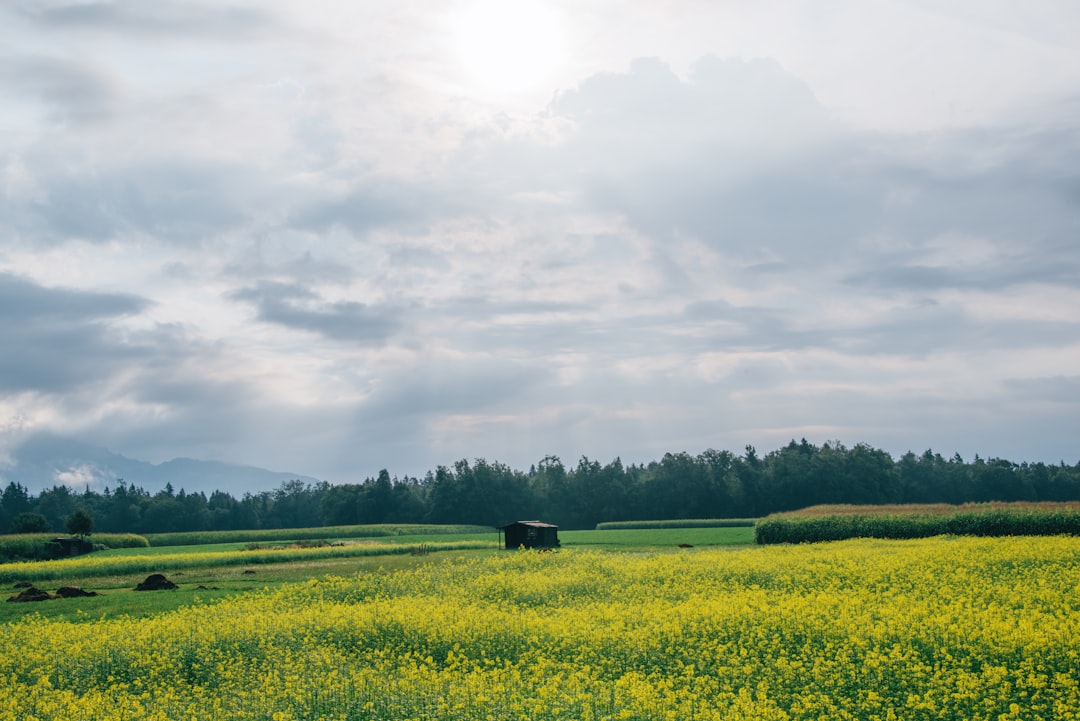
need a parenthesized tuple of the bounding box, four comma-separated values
(2, 0, 1079, 487)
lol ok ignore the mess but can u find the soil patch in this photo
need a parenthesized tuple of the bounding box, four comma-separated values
(56, 586, 99, 598)
(134, 574, 178, 591)
(7, 587, 55, 602)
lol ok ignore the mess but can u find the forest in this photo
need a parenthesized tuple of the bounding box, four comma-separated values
(2, 439, 1079, 535)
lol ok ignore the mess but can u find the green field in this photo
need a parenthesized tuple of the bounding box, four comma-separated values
(561, 526, 753, 547)
(0, 525, 753, 623)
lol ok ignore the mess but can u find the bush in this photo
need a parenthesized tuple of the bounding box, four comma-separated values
(65, 508, 94, 538)
(9, 513, 49, 534)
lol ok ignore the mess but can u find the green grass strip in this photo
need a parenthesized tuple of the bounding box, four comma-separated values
(144, 523, 493, 547)
(595, 518, 756, 530)
(0, 539, 497, 584)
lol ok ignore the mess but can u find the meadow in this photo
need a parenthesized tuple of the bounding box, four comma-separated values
(2, 529, 1078, 720)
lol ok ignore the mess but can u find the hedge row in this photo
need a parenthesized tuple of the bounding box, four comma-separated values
(755, 507, 1080, 544)
(595, 519, 756, 530)
(0, 533, 150, 562)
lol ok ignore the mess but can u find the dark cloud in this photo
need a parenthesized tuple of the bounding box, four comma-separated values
(16, 0, 270, 38)
(0, 271, 146, 320)
(289, 180, 451, 236)
(848, 258, 1080, 293)
(222, 251, 356, 287)
(0, 53, 115, 123)
(0, 273, 149, 393)
(1003, 375, 1080, 404)
(230, 282, 401, 344)
(11, 161, 251, 244)
(357, 359, 548, 421)
(845, 309, 1079, 357)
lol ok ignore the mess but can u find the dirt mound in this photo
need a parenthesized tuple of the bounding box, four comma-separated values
(13, 581, 32, 589)
(56, 586, 99, 598)
(134, 574, 178, 591)
(7, 587, 55, 602)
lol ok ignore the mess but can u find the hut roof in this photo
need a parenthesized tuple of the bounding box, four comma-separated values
(500, 520, 558, 529)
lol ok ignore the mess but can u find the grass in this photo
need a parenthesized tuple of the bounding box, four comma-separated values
(595, 518, 756, 530)
(561, 526, 755, 548)
(1, 549, 499, 624)
(144, 523, 493, 547)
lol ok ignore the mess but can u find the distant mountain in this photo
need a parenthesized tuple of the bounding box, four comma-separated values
(2, 433, 321, 496)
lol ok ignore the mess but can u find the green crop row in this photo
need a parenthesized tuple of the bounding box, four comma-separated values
(143, 523, 493, 547)
(0, 539, 498, 584)
(755, 505, 1080, 544)
(595, 518, 756, 530)
(0, 533, 150, 562)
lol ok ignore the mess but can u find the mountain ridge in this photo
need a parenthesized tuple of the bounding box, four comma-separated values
(2, 433, 322, 496)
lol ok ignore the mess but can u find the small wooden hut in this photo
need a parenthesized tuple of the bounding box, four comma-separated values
(499, 520, 560, 550)
(47, 537, 93, 558)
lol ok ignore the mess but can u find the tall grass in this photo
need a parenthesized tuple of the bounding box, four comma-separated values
(0, 533, 149, 562)
(755, 502, 1080, 544)
(144, 523, 493, 547)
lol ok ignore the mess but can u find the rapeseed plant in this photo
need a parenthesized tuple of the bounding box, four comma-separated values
(1, 536, 1078, 720)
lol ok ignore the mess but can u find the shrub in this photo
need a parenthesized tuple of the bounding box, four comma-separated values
(9, 513, 49, 534)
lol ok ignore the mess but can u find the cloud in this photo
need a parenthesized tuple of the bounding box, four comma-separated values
(1003, 375, 1080, 404)
(289, 183, 435, 236)
(2, 19, 1079, 484)
(16, 0, 270, 38)
(0, 53, 116, 124)
(0, 273, 150, 393)
(230, 281, 402, 344)
(8, 160, 255, 245)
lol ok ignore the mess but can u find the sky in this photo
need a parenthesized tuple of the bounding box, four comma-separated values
(1, 0, 1079, 488)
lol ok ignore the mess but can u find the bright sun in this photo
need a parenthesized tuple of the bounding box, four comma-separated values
(451, 0, 563, 94)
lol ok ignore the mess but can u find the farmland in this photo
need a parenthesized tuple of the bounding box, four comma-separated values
(756, 501, 1080, 544)
(3, 527, 1079, 719)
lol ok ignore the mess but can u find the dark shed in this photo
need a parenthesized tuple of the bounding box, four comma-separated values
(499, 520, 560, 550)
(47, 537, 93, 558)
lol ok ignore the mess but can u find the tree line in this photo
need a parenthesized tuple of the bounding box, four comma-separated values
(2, 439, 1079, 535)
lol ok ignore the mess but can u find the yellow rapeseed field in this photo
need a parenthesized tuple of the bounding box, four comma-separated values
(2, 536, 1079, 720)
